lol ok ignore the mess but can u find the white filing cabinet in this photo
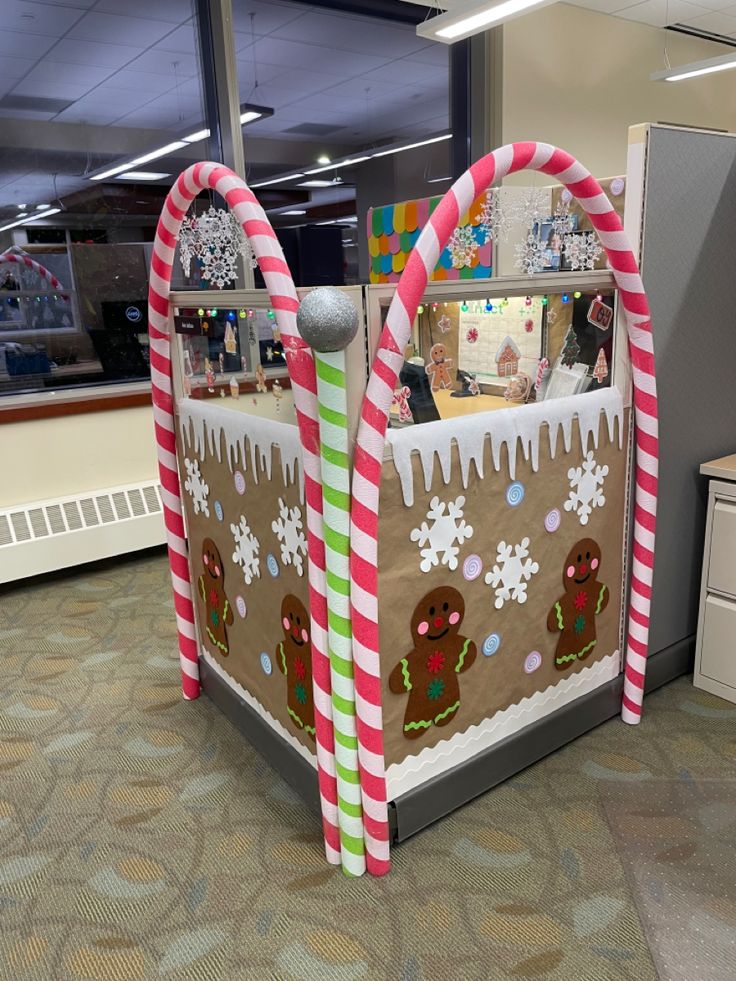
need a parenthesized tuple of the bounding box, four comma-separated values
(694, 454, 736, 702)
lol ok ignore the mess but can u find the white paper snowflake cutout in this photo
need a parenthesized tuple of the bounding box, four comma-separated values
(485, 538, 539, 609)
(231, 516, 260, 584)
(183, 457, 209, 517)
(514, 233, 546, 276)
(448, 225, 478, 269)
(563, 231, 603, 272)
(272, 497, 307, 576)
(410, 495, 474, 573)
(564, 451, 608, 525)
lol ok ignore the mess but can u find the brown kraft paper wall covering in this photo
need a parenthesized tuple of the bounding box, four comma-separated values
(177, 416, 315, 758)
(377, 409, 629, 770)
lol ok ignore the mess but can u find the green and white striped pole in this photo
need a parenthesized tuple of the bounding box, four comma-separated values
(297, 288, 366, 877)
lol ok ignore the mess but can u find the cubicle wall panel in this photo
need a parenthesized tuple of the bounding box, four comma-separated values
(640, 126, 736, 656)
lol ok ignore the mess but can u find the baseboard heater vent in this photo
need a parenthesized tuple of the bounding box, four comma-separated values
(0, 481, 166, 584)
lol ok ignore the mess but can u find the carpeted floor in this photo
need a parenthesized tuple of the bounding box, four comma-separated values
(2, 551, 736, 980)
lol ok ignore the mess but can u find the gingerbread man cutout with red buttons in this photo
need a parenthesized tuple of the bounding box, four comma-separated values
(547, 538, 609, 670)
(425, 342, 453, 390)
(389, 585, 477, 739)
(198, 538, 234, 656)
(275, 594, 315, 740)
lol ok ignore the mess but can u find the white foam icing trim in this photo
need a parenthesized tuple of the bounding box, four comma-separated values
(178, 398, 303, 499)
(387, 387, 624, 507)
(200, 646, 318, 769)
(385, 650, 620, 800)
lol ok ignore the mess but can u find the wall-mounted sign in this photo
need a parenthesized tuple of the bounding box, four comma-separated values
(174, 314, 205, 336)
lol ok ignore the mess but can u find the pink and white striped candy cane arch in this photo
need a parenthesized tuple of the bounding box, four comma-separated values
(350, 141, 658, 876)
(147, 162, 342, 867)
(0, 250, 68, 299)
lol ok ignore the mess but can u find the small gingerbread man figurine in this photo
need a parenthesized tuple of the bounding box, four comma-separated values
(389, 586, 477, 739)
(198, 538, 234, 656)
(255, 363, 268, 394)
(547, 538, 609, 670)
(425, 342, 453, 390)
(275, 594, 315, 740)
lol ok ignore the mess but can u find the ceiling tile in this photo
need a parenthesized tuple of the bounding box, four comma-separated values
(51, 38, 143, 69)
(618, 0, 712, 24)
(125, 49, 199, 76)
(565, 0, 645, 12)
(360, 59, 443, 85)
(231, 1, 307, 36)
(19, 60, 115, 88)
(271, 10, 431, 59)
(68, 11, 176, 47)
(93, 0, 193, 24)
(0, 30, 57, 60)
(10, 79, 94, 101)
(97, 69, 184, 94)
(0, 55, 38, 79)
(2, 1, 86, 37)
(254, 37, 386, 76)
(403, 44, 451, 67)
(678, 8, 736, 29)
(154, 23, 197, 55)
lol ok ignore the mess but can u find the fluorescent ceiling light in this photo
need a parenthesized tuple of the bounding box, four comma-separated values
(281, 210, 306, 216)
(17, 203, 26, 209)
(240, 110, 262, 124)
(35, 203, 50, 209)
(372, 133, 452, 157)
(90, 140, 187, 181)
(317, 155, 331, 165)
(0, 208, 60, 233)
(117, 171, 170, 180)
(183, 128, 210, 143)
(303, 163, 336, 175)
(17, 212, 27, 217)
(299, 179, 334, 187)
(251, 173, 305, 188)
(417, 0, 555, 43)
(427, 175, 452, 183)
(651, 52, 736, 82)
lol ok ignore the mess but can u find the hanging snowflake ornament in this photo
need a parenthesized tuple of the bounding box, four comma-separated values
(514, 233, 546, 276)
(183, 457, 209, 517)
(479, 188, 512, 245)
(448, 225, 478, 269)
(511, 187, 548, 228)
(565, 451, 608, 525)
(437, 314, 452, 334)
(231, 516, 260, 584)
(410, 495, 474, 573)
(551, 198, 575, 238)
(178, 206, 258, 288)
(563, 231, 603, 272)
(272, 497, 307, 576)
(485, 538, 539, 609)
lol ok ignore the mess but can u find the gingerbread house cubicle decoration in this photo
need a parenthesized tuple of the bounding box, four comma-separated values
(149, 142, 659, 879)
(495, 334, 521, 377)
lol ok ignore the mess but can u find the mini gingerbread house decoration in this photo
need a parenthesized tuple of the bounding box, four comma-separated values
(495, 335, 521, 377)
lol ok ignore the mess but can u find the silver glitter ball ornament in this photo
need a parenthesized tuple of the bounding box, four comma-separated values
(297, 287, 358, 353)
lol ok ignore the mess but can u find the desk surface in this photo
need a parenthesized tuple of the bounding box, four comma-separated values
(701, 454, 736, 480)
(432, 388, 511, 418)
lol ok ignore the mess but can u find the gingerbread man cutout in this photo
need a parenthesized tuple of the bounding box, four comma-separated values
(198, 538, 234, 656)
(389, 586, 477, 739)
(547, 538, 609, 670)
(425, 342, 453, 390)
(275, 595, 315, 740)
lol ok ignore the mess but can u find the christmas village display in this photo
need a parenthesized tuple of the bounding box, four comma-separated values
(150, 147, 657, 878)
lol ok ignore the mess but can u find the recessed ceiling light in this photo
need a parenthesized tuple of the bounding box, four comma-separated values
(280, 210, 306, 216)
(17, 204, 26, 209)
(299, 179, 334, 188)
(117, 171, 170, 180)
(17, 212, 27, 217)
(35, 203, 50, 209)
(316, 155, 331, 165)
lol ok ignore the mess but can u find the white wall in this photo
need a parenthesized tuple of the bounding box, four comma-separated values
(0, 405, 158, 508)
(502, 3, 736, 180)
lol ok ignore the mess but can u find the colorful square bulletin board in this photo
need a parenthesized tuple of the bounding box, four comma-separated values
(367, 192, 492, 283)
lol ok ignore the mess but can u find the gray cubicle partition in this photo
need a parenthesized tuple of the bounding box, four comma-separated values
(637, 124, 736, 665)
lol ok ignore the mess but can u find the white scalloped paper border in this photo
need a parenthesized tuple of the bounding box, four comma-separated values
(199, 646, 317, 770)
(385, 652, 620, 800)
